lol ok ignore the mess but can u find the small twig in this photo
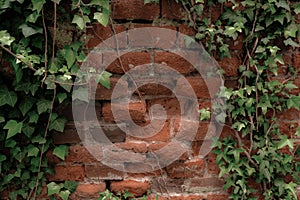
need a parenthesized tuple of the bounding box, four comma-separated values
(181, 1, 197, 31)
(52, 0, 57, 63)
(41, 8, 48, 85)
(0, 45, 36, 72)
(32, 87, 57, 199)
(234, 129, 259, 170)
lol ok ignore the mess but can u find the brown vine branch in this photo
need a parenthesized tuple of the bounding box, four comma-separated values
(32, 86, 57, 200)
(41, 8, 48, 85)
(0, 45, 36, 72)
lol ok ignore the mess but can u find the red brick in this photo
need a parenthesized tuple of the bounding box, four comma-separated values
(91, 76, 128, 100)
(185, 177, 225, 193)
(207, 194, 229, 200)
(147, 98, 180, 117)
(166, 159, 205, 178)
(277, 108, 299, 120)
(46, 150, 62, 165)
(85, 164, 124, 180)
(110, 180, 150, 197)
(86, 24, 126, 49)
(127, 120, 171, 142)
(111, 0, 159, 20)
(279, 121, 298, 137)
(147, 195, 206, 200)
(106, 51, 151, 74)
(161, 0, 184, 19)
(65, 145, 98, 163)
(127, 25, 177, 49)
(176, 76, 221, 99)
(125, 162, 163, 177)
(218, 53, 241, 76)
(102, 100, 147, 122)
(52, 123, 80, 144)
(75, 183, 106, 198)
(48, 165, 85, 181)
(207, 151, 220, 175)
(154, 51, 198, 75)
(151, 178, 185, 193)
(115, 142, 148, 153)
(136, 83, 173, 96)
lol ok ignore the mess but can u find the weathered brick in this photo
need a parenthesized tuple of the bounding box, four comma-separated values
(91, 76, 128, 100)
(110, 180, 150, 197)
(127, 120, 171, 142)
(207, 194, 230, 200)
(161, 0, 184, 19)
(151, 178, 185, 193)
(154, 51, 197, 75)
(65, 145, 98, 163)
(105, 51, 151, 74)
(166, 159, 205, 178)
(52, 122, 80, 144)
(184, 177, 225, 193)
(48, 165, 85, 181)
(147, 195, 206, 200)
(75, 182, 106, 198)
(111, 0, 159, 20)
(206, 151, 220, 175)
(85, 163, 124, 180)
(176, 76, 221, 99)
(86, 24, 126, 49)
(294, 50, 300, 70)
(115, 142, 148, 153)
(218, 53, 241, 77)
(102, 100, 147, 122)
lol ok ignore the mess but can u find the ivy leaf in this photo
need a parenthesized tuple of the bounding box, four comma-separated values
(61, 47, 76, 68)
(123, 191, 134, 199)
(27, 145, 39, 157)
(195, 0, 204, 3)
(36, 99, 52, 114)
(47, 182, 61, 196)
(284, 38, 299, 47)
(278, 135, 294, 149)
(49, 117, 67, 132)
(96, 71, 112, 89)
(53, 145, 68, 160)
(59, 190, 70, 200)
(199, 108, 210, 121)
(56, 75, 73, 92)
(19, 97, 36, 116)
(0, 87, 17, 107)
(72, 87, 89, 102)
(294, 3, 300, 14)
(19, 24, 43, 38)
(0, 115, 4, 123)
(72, 15, 85, 30)
(31, 0, 46, 13)
(0, 30, 15, 46)
(94, 10, 109, 27)
(57, 93, 67, 103)
(4, 120, 23, 139)
(275, 0, 290, 11)
(287, 96, 300, 110)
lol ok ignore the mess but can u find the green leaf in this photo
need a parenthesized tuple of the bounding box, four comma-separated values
(284, 38, 299, 47)
(278, 135, 294, 149)
(56, 75, 73, 92)
(57, 93, 67, 103)
(36, 99, 52, 114)
(60, 190, 70, 200)
(287, 96, 300, 110)
(96, 71, 112, 89)
(94, 10, 109, 27)
(27, 145, 39, 157)
(195, 0, 204, 3)
(61, 47, 76, 68)
(275, 0, 290, 11)
(199, 108, 211, 121)
(53, 145, 68, 160)
(72, 15, 85, 30)
(72, 87, 89, 102)
(295, 3, 300, 14)
(63, 181, 78, 193)
(49, 117, 67, 132)
(0, 30, 15, 46)
(31, 0, 45, 13)
(28, 111, 39, 123)
(0, 115, 4, 123)
(19, 97, 36, 116)
(0, 87, 18, 107)
(47, 182, 62, 196)
(4, 120, 23, 139)
(19, 24, 43, 38)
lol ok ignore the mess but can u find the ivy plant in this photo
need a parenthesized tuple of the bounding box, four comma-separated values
(0, 0, 110, 199)
(172, 0, 300, 199)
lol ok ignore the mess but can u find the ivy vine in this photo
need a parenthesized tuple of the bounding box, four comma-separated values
(175, 0, 300, 199)
(0, 0, 110, 199)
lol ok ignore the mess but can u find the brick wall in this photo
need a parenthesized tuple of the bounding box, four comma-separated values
(48, 1, 300, 199)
